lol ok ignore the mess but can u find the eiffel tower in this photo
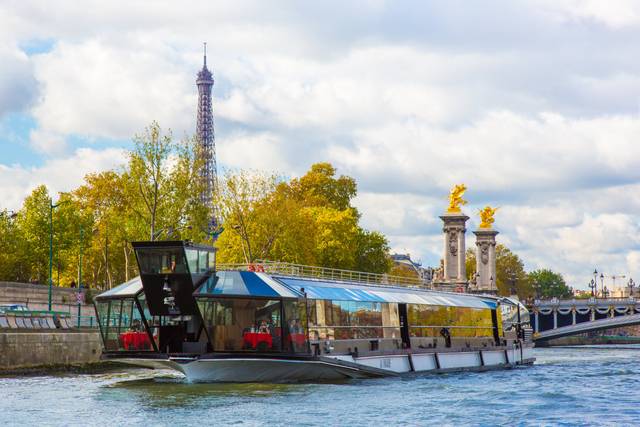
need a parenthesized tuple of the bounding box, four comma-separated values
(196, 42, 220, 237)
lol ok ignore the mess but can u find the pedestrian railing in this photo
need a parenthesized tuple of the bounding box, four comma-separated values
(217, 260, 429, 288)
(0, 309, 97, 330)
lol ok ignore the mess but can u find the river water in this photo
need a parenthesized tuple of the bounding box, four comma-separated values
(2, 346, 640, 426)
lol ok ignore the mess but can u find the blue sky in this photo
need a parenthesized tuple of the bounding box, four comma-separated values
(3, 0, 640, 289)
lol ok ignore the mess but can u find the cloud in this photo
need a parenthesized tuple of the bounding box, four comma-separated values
(0, 147, 126, 209)
(3, 0, 640, 289)
(0, 45, 37, 118)
(31, 39, 195, 142)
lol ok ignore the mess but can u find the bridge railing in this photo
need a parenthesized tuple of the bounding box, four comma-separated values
(532, 297, 637, 308)
(217, 261, 429, 288)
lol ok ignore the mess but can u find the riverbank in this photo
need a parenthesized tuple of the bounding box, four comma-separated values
(540, 335, 640, 347)
(0, 330, 102, 370)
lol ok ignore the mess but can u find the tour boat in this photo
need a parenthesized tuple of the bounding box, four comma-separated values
(94, 240, 534, 382)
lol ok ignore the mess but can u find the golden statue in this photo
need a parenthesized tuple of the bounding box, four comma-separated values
(479, 206, 498, 228)
(447, 184, 468, 213)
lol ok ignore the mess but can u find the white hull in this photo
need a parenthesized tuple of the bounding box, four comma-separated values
(115, 345, 534, 383)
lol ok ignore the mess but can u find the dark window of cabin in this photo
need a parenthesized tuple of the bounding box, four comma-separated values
(136, 248, 187, 275)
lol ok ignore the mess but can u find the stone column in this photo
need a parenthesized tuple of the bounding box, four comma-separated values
(553, 310, 558, 329)
(438, 213, 469, 289)
(534, 311, 539, 333)
(472, 228, 499, 293)
(572, 309, 576, 325)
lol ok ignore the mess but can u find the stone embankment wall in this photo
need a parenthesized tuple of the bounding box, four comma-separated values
(0, 331, 102, 370)
(0, 282, 103, 370)
(0, 281, 94, 313)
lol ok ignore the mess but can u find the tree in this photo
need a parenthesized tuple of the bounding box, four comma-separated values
(127, 121, 176, 241)
(14, 185, 51, 283)
(465, 244, 532, 298)
(215, 163, 391, 273)
(288, 162, 357, 211)
(0, 210, 23, 281)
(528, 269, 572, 299)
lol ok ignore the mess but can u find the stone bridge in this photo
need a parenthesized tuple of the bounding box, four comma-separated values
(529, 297, 640, 342)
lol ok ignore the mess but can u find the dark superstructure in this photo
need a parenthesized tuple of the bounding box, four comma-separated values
(196, 43, 218, 228)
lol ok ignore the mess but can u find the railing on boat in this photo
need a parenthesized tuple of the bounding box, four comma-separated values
(216, 261, 430, 288)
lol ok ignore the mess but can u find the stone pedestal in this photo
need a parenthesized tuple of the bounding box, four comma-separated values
(436, 213, 469, 289)
(472, 228, 498, 293)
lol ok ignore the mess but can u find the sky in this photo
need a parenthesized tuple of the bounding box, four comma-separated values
(2, 0, 640, 290)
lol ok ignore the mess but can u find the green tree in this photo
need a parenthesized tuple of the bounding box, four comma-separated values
(14, 185, 51, 283)
(288, 162, 357, 210)
(465, 244, 532, 298)
(0, 210, 23, 281)
(527, 269, 572, 298)
(215, 163, 391, 273)
(127, 121, 177, 241)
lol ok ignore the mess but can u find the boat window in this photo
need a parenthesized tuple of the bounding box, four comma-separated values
(185, 249, 214, 274)
(197, 298, 284, 352)
(96, 300, 110, 342)
(408, 305, 495, 338)
(283, 300, 309, 353)
(136, 247, 187, 275)
(307, 300, 399, 341)
(198, 251, 209, 273)
(96, 298, 153, 352)
(185, 249, 199, 274)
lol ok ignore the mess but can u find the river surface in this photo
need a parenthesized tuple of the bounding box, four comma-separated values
(2, 346, 640, 426)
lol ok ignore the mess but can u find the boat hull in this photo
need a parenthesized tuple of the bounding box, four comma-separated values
(112, 345, 535, 383)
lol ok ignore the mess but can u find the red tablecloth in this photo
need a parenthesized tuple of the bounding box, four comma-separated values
(288, 333, 307, 346)
(243, 332, 273, 349)
(120, 332, 151, 350)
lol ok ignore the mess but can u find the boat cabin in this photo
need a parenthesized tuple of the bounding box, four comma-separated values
(95, 241, 507, 359)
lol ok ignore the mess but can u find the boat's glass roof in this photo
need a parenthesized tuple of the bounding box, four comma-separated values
(276, 277, 497, 309)
(96, 276, 142, 299)
(194, 271, 300, 298)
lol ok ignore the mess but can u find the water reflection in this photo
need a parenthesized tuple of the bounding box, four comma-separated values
(103, 372, 317, 409)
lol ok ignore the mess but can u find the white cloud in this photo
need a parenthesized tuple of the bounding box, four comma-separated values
(540, 0, 640, 28)
(3, 0, 640, 290)
(31, 39, 195, 141)
(0, 45, 36, 117)
(0, 147, 126, 209)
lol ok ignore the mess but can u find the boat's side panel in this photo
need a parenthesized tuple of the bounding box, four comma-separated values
(437, 352, 482, 370)
(179, 358, 373, 383)
(107, 344, 535, 382)
(352, 355, 412, 373)
(482, 350, 507, 365)
(411, 353, 438, 371)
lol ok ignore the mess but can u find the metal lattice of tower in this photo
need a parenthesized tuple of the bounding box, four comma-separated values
(196, 42, 219, 231)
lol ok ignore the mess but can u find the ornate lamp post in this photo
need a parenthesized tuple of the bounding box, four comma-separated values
(600, 273, 605, 298)
(628, 278, 635, 298)
(603, 286, 609, 299)
(589, 279, 596, 297)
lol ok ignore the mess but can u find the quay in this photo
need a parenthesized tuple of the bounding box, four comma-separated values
(0, 281, 100, 370)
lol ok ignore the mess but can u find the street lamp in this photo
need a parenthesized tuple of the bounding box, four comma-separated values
(600, 273, 604, 298)
(48, 198, 68, 311)
(628, 278, 635, 298)
(589, 279, 596, 297)
(603, 285, 609, 299)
